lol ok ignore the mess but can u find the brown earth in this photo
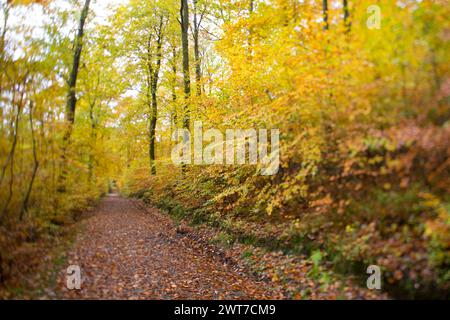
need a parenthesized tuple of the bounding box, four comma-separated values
(55, 194, 282, 299)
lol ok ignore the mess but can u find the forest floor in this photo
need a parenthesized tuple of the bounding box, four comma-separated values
(52, 194, 282, 299)
(1, 194, 385, 300)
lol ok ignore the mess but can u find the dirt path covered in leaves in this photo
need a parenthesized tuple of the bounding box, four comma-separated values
(56, 194, 279, 299)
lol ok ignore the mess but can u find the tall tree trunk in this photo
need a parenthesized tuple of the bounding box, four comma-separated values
(66, 0, 91, 124)
(0, 3, 10, 98)
(171, 46, 178, 146)
(149, 91, 157, 175)
(58, 0, 91, 193)
(20, 101, 39, 221)
(0, 86, 25, 223)
(193, 0, 202, 96)
(0, 82, 25, 187)
(149, 17, 164, 176)
(88, 101, 96, 185)
(180, 0, 191, 130)
(323, 0, 329, 30)
(343, 0, 351, 32)
(248, 0, 254, 56)
(171, 47, 178, 104)
(0, 85, 16, 188)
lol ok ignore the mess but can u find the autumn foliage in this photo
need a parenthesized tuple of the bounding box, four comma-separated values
(0, 0, 449, 299)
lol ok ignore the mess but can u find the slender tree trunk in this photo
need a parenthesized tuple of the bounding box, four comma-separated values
(171, 47, 178, 104)
(322, 0, 329, 30)
(66, 0, 91, 124)
(146, 61, 155, 174)
(149, 16, 164, 176)
(193, 0, 202, 96)
(0, 88, 24, 223)
(149, 93, 157, 175)
(58, 0, 91, 193)
(323, 0, 329, 30)
(0, 85, 17, 188)
(343, 0, 351, 32)
(180, 0, 191, 130)
(248, 0, 254, 57)
(0, 3, 10, 98)
(0, 83, 25, 187)
(20, 101, 39, 221)
(0, 2, 10, 149)
(171, 46, 178, 146)
(88, 101, 96, 185)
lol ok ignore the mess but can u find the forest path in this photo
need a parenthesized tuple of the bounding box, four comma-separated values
(56, 195, 277, 299)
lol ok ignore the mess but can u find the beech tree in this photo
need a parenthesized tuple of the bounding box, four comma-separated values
(180, 0, 190, 130)
(58, 0, 91, 192)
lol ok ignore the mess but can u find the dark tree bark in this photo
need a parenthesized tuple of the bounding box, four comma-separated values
(148, 16, 164, 175)
(58, 0, 91, 193)
(88, 100, 97, 184)
(20, 101, 39, 221)
(0, 84, 25, 223)
(180, 0, 191, 130)
(171, 46, 178, 145)
(0, 3, 10, 98)
(192, 0, 204, 96)
(343, 0, 351, 33)
(0, 82, 24, 188)
(86, 74, 101, 186)
(171, 46, 178, 104)
(323, 0, 329, 30)
(66, 0, 91, 124)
